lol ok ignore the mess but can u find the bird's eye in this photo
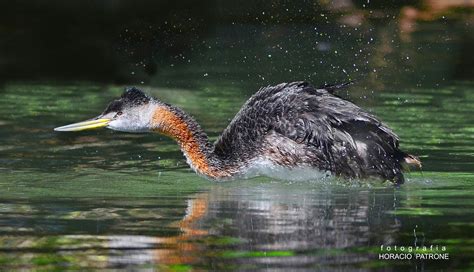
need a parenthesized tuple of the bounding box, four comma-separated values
(116, 111, 123, 117)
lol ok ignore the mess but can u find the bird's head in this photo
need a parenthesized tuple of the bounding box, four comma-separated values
(55, 87, 157, 133)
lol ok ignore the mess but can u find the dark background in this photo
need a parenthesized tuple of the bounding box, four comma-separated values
(1, 0, 472, 87)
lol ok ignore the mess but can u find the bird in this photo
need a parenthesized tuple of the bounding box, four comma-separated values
(54, 81, 420, 184)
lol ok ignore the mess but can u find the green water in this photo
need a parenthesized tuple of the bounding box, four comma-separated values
(1, 23, 474, 270)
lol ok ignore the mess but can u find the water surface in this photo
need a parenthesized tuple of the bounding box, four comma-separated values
(1, 21, 474, 271)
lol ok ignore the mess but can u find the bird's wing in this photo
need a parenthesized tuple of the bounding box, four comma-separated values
(270, 84, 403, 180)
(214, 81, 404, 181)
(213, 82, 308, 161)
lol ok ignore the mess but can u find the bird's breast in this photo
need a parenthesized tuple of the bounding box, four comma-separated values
(239, 157, 332, 181)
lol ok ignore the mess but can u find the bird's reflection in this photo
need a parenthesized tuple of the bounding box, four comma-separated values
(106, 183, 400, 268)
(0, 183, 401, 269)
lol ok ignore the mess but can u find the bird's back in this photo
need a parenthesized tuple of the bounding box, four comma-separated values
(213, 81, 408, 183)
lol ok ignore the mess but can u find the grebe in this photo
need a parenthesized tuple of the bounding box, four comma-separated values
(55, 82, 420, 183)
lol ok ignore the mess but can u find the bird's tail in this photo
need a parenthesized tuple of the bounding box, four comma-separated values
(402, 154, 422, 170)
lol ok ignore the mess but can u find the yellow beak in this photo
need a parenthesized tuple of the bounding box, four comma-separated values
(54, 118, 111, 132)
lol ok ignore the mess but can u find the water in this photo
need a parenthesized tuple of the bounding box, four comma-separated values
(1, 20, 474, 271)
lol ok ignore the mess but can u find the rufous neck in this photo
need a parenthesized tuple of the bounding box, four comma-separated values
(150, 104, 229, 179)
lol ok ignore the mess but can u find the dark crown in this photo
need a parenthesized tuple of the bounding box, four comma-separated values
(103, 87, 151, 114)
(121, 87, 150, 105)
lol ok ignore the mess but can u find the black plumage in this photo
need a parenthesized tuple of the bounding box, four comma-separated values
(103, 87, 151, 115)
(213, 81, 410, 183)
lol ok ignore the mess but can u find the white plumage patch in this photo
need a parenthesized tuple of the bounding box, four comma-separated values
(240, 158, 332, 181)
(107, 103, 157, 133)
